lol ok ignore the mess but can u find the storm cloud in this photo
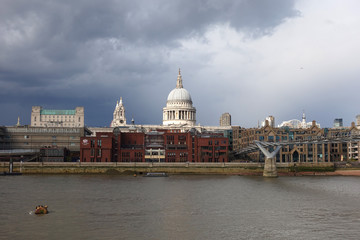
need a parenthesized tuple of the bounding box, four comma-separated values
(1, 0, 358, 128)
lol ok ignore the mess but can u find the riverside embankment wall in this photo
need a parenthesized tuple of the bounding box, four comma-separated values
(0, 162, 335, 175)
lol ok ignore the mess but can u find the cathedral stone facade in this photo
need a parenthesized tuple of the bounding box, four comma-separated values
(111, 97, 126, 127)
(162, 69, 196, 126)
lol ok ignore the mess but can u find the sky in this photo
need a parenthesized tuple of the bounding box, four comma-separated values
(1, 0, 360, 128)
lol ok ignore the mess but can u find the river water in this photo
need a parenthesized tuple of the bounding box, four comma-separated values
(1, 175, 360, 240)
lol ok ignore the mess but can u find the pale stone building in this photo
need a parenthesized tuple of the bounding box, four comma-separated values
(220, 113, 231, 126)
(356, 115, 360, 127)
(162, 69, 196, 126)
(261, 116, 275, 128)
(110, 97, 126, 127)
(31, 106, 84, 127)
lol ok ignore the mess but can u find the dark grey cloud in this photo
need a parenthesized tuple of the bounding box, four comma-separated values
(0, 0, 299, 126)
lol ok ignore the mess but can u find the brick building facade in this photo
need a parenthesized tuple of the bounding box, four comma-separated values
(80, 129, 229, 163)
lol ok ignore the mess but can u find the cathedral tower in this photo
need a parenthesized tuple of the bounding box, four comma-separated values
(111, 97, 126, 127)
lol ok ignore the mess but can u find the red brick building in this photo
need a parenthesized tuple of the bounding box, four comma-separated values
(80, 129, 229, 163)
(80, 132, 114, 162)
(197, 135, 228, 162)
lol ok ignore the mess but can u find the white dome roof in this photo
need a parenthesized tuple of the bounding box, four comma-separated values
(167, 88, 192, 102)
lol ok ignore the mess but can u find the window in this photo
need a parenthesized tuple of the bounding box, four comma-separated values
(179, 152, 188, 162)
(178, 135, 187, 145)
(122, 152, 130, 157)
(167, 135, 174, 144)
(167, 152, 176, 162)
(97, 139, 102, 147)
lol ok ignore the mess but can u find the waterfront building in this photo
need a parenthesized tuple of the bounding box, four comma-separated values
(220, 113, 231, 126)
(348, 141, 360, 161)
(31, 106, 84, 127)
(162, 69, 196, 126)
(110, 97, 126, 127)
(80, 128, 229, 163)
(232, 126, 243, 153)
(222, 129, 233, 151)
(333, 118, 343, 128)
(0, 125, 91, 161)
(233, 120, 360, 163)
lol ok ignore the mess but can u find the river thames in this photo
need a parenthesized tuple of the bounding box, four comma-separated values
(1, 175, 360, 240)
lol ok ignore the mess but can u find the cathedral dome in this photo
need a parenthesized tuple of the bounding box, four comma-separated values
(163, 69, 196, 126)
(167, 88, 192, 103)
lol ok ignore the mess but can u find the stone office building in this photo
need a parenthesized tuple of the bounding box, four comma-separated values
(220, 113, 231, 127)
(31, 106, 84, 128)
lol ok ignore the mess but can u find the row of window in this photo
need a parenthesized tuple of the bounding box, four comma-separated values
(207, 140, 227, 145)
(36, 115, 81, 122)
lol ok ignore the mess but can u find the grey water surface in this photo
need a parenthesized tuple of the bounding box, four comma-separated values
(1, 175, 360, 240)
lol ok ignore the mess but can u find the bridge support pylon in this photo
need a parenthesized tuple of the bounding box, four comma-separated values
(263, 157, 277, 177)
(254, 141, 282, 178)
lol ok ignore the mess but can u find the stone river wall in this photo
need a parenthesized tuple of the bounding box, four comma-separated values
(0, 162, 338, 175)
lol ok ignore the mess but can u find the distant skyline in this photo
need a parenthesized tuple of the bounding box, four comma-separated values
(1, 0, 360, 128)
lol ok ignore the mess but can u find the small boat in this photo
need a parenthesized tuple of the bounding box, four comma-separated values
(144, 172, 168, 177)
(35, 205, 49, 214)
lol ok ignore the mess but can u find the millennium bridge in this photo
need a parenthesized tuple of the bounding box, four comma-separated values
(234, 134, 360, 177)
